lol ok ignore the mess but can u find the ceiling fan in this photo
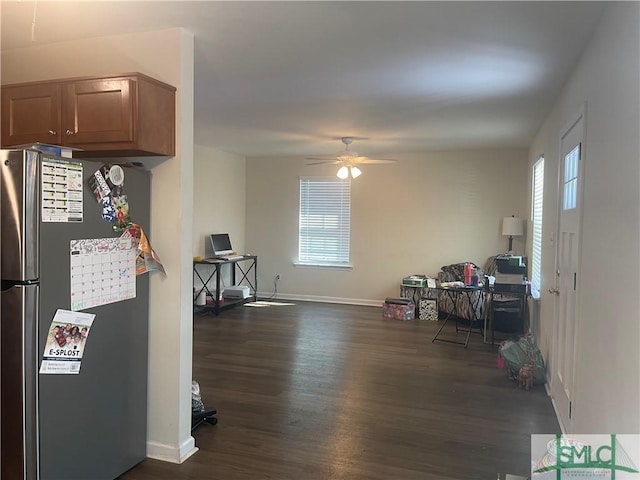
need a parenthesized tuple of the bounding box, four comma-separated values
(306, 137, 397, 179)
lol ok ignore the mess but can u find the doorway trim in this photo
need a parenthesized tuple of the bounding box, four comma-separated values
(549, 102, 587, 434)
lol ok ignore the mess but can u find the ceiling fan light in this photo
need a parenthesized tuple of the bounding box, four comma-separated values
(337, 165, 349, 179)
(350, 166, 362, 178)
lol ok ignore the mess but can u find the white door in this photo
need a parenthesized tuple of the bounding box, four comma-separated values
(551, 110, 584, 432)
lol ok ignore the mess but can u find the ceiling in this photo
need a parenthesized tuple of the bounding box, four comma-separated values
(1, 1, 608, 158)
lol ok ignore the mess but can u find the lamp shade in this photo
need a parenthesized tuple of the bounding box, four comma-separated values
(336, 166, 349, 179)
(502, 216, 523, 237)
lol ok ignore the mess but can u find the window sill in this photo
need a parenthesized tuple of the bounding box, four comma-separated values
(294, 262, 353, 270)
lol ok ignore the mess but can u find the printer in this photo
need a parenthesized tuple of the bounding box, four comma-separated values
(493, 255, 527, 293)
(222, 285, 251, 299)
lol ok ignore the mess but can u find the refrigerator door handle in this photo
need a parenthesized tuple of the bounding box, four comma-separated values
(1, 149, 40, 281)
(1, 283, 40, 480)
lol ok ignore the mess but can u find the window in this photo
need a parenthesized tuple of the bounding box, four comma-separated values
(298, 177, 351, 266)
(531, 156, 544, 296)
(563, 144, 580, 210)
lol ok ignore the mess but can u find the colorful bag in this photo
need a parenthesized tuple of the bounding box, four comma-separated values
(498, 333, 546, 385)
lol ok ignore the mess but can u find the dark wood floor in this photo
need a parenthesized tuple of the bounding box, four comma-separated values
(120, 301, 559, 480)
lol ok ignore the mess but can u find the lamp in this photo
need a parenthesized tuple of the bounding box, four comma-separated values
(337, 165, 349, 179)
(502, 215, 523, 252)
(336, 164, 361, 179)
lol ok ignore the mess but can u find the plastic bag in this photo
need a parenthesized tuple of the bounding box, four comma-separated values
(498, 333, 546, 385)
(192, 380, 205, 413)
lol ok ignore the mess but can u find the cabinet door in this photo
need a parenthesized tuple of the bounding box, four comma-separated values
(62, 78, 135, 146)
(1, 83, 62, 147)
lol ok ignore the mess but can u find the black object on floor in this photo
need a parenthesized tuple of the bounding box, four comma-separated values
(192, 407, 217, 431)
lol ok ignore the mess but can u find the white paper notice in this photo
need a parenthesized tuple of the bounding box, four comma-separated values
(41, 158, 83, 223)
(70, 237, 136, 311)
(40, 309, 95, 375)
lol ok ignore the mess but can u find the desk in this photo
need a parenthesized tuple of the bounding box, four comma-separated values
(486, 288, 527, 344)
(193, 256, 257, 315)
(431, 285, 484, 348)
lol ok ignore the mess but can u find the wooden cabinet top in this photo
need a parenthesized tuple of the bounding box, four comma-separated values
(2, 72, 176, 92)
(1, 73, 176, 157)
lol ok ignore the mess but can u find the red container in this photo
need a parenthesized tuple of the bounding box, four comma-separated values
(464, 263, 474, 285)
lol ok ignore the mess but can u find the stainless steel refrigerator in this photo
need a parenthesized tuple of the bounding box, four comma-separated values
(1, 148, 150, 480)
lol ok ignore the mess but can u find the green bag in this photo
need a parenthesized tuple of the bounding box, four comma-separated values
(498, 333, 546, 385)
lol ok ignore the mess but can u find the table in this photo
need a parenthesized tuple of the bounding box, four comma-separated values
(193, 256, 257, 315)
(486, 287, 528, 344)
(431, 285, 485, 348)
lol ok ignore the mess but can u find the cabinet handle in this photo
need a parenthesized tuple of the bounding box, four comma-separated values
(48, 130, 56, 135)
(65, 129, 74, 136)
(548, 287, 560, 295)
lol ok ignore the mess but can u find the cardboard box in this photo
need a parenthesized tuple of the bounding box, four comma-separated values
(494, 272, 525, 284)
(419, 298, 438, 321)
(401, 275, 428, 287)
(382, 301, 415, 320)
(384, 297, 412, 305)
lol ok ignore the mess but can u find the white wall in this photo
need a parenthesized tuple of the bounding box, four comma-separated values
(2, 28, 198, 461)
(246, 149, 528, 304)
(192, 144, 246, 292)
(193, 144, 246, 257)
(528, 2, 639, 434)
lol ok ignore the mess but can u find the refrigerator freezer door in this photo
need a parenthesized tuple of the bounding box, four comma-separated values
(38, 162, 150, 479)
(1, 283, 39, 480)
(1, 149, 40, 282)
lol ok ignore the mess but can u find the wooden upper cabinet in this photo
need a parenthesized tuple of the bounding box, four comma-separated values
(1, 82, 62, 146)
(1, 73, 176, 157)
(64, 78, 135, 146)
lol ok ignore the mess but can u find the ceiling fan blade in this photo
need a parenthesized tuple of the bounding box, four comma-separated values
(353, 157, 397, 164)
(306, 160, 341, 166)
(304, 139, 397, 167)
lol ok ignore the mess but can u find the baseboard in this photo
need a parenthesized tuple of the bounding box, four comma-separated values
(257, 292, 383, 307)
(146, 435, 198, 464)
(545, 382, 567, 434)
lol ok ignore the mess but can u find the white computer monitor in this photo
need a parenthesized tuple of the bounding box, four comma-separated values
(207, 233, 234, 257)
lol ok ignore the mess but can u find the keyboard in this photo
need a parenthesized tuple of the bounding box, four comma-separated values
(220, 255, 244, 261)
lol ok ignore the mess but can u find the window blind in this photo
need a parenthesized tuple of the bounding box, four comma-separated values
(298, 177, 351, 266)
(531, 157, 544, 295)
